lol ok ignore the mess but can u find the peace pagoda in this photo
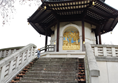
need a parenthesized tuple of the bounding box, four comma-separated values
(0, 0, 118, 83)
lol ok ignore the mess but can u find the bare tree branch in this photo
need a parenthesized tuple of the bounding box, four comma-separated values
(0, 0, 41, 26)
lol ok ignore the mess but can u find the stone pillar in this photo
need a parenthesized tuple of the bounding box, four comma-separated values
(56, 21, 60, 52)
(82, 20, 85, 51)
(95, 33, 98, 44)
(98, 30, 102, 44)
(95, 26, 101, 44)
(45, 35, 48, 52)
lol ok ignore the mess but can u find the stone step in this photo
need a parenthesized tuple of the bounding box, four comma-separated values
(31, 65, 77, 69)
(29, 69, 78, 72)
(33, 64, 78, 67)
(34, 61, 78, 65)
(30, 67, 77, 70)
(18, 80, 78, 83)
(19, 78, 78, 82)
(27, 70, 78, 74)
(27, 71, 77, 74)
(22, 75, 77, 80)
(24, 72, 77, 77)
(24, 74, 77, 78)
(18, 81, 77, 83)
(16, 58, 85, 83)
(37, 58, 78, 62)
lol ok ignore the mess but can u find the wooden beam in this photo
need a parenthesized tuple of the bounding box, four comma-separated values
(101, 19, 109, 31)
(82, 20, 85, 43)
(95, 33, 98, 44)
(82, 20, 85, 51)
(37, 11, 52, 22)
(108, 18, 117, 31)
(94, 5, 112, 16)
(56, 21, 60, 52)
(88, 8, 110, 19)
(95, 27, 99, 45)
(98, 28, 102, 44)
(45, 33, 48, 52)
(30, 22, 44, 35)
(46, 19, 57, 29)
(85, 16, 100, 24)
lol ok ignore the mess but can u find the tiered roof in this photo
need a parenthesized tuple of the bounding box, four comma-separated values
(28, 0, 118, 36)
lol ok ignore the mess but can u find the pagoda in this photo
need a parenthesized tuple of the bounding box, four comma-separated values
(27, 0, 118, 83)
(28, 0, 118, 52)
(1, 0, 118, 83)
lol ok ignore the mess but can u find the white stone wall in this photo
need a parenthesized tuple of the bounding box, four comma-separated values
(50, 21, 96, 52)
(97, 61, 118, 83)
(91, 44, 118, 83)
(85, 22, 96, 44)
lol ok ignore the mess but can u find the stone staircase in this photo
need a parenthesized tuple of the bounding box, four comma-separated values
(12, 58, 86, 83)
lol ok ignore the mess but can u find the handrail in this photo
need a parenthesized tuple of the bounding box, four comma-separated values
(0, 44, 37, 83)
(85, 43, 100, 83)
(40, 45, 55, 53)
(0, 46, 24, 58)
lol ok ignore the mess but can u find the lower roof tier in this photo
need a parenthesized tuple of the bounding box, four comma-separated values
(28, 0, 118, 36)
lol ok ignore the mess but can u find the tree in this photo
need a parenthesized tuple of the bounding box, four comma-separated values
(0, 0, 41, 26)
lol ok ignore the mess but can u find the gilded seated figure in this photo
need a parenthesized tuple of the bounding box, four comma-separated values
(63, 31, 80, 50)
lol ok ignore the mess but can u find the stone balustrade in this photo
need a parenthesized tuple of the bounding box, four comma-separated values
(40, 45, 55, 53)
(0, 44, 37, 83)
(0, 46, 24, 58)
(91, 44, 118, 57)
(85, 43, 100, 83)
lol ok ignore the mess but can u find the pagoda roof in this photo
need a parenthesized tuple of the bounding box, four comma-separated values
(28, 0, 118, 36)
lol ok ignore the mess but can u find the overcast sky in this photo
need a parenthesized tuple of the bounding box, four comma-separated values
(0, 0, 118, 49)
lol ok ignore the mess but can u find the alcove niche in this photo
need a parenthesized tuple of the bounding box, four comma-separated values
(62, 26, 80, 50)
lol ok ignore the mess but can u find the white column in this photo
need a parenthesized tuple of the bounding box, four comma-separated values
(26, 49, 29, 60)
(0, 65, 6, 82)
(30, 47, 34, 59)
(29, 48, 32, 57)
(80, 36, 82, 51)
(3, 50, 6, 57)
(59, 36, 63, 52)
(8, 50, 12, 56)
(0, 51, 2, 58)
(33, 48, 36, 57)
(112, 47, 116, 57)
(103, 47, 107, 56)
(12, 49, 16, 53)
(94, 47, 98, 56)
(15, 56, 20, 69)
(8, 60, 14, 74)
(21, 52, 25, 64)
(29, 47, 33, 61)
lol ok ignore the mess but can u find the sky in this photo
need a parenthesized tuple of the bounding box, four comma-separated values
(0, 0, 118, 49)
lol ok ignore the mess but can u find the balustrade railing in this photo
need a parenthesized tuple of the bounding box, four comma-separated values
(0, 46, 23, 58)
(91, 44, 118, 57)
(0, 44, 37, 83)
(40, 45, 55, 53)
(85, 43, 100, 83)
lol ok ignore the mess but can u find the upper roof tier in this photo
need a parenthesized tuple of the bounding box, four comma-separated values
(41, 0, 105, 2)
(28, 0, 118, 36)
